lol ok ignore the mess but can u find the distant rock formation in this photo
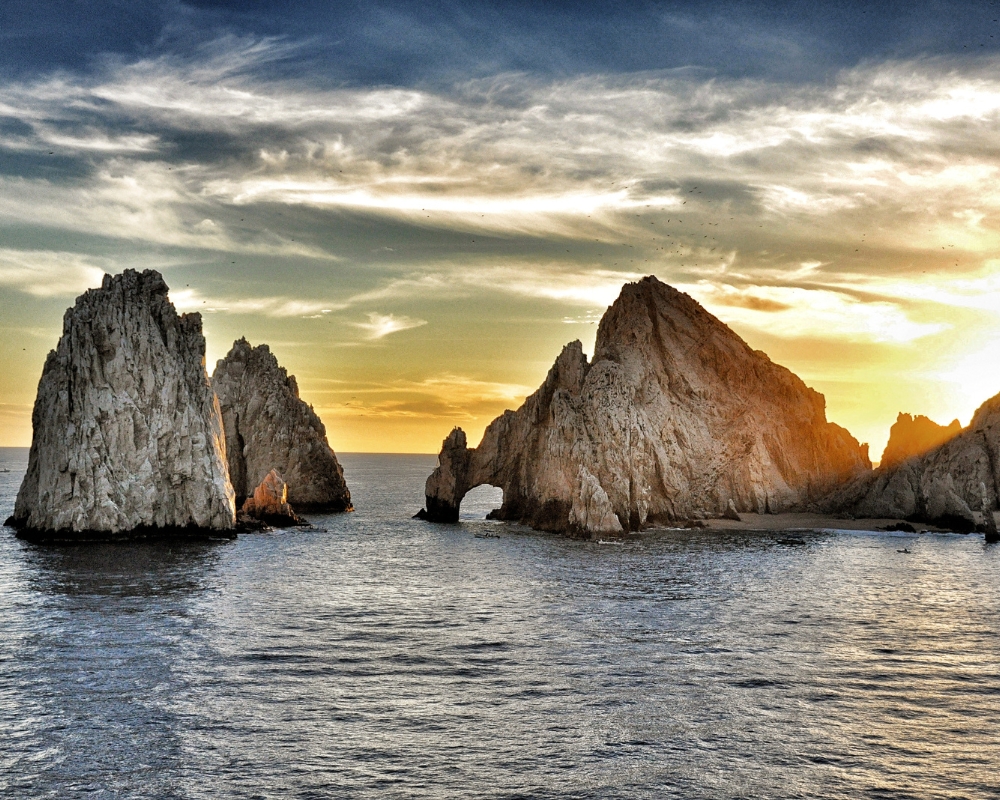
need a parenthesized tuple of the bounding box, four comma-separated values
(8, 270, 235, 539)
(879, 413, 961, 469)
(418, 276, 871, 536)
(241, 469, 305, 528)
(823, 395, 1000, 532)
(212, 339, 352, 512)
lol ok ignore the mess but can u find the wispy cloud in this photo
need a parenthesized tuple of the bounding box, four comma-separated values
(0, 249, 107, 297)
(353, 312, 427, 340)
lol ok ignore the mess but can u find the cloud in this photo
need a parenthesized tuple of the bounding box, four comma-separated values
(168, 287, 345, 317)
(682, 281, 948, 344)
(305, 373, 536, 422)
(0, 249, 107, 297)
(353, 312, 427, 340)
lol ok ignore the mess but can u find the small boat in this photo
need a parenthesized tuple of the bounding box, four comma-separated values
(0, 468, 9, 473)
(474, 532, 498, 539)
(897, 548, 911, 554)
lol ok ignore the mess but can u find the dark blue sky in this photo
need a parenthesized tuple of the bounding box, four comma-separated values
(4, 1, 1000, 85)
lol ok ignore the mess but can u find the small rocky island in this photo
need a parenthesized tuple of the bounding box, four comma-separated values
(6, 270, 235, 539)
(418, 276, 872, 537)
(822, 398, 1000, 532)
(5, 269, 352, 541)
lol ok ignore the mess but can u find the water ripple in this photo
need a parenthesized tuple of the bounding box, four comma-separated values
(1, 451, 999, 798)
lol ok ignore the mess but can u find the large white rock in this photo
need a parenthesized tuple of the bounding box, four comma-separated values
(9, 270, 235, 537)
(419, 276, 871, 536)
(212, 339, 352, 512)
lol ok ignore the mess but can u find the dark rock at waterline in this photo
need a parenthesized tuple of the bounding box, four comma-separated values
(884, 522, 917, 533)
(11, 524, 237, 544)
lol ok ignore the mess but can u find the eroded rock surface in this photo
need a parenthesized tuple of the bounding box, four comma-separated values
(241, 469, 305, 527)
(213, 339, 352, 512)
(879, 413, 961, 469)
(823, 394, 1000, 532)
(419, 276, 871, 536)
(9, 270, 235, 538)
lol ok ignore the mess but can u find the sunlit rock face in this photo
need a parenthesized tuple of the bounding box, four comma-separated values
(9, 270, 236, 538)
(212, 339, 352, 512)
(419, 276, 871, 537)
(241, 469, 305, 528)
(879, 413, 961, 469)
(823, 395, 1000, 532)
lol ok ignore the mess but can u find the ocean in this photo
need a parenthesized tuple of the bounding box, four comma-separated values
(1, 447, 998, 799)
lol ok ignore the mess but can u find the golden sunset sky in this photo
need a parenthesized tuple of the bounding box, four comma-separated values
(3, 2, 1000, 456)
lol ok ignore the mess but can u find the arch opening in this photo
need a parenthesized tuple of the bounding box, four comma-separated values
(459, 484, 504, 520)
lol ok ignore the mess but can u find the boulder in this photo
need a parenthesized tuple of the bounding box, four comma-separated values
(213, 339, 352, 513)
(822, 394, 1000, 532)
(418, 276, 871, 537)
(9, 270, 235, 539)
(240, 469, 305, 528)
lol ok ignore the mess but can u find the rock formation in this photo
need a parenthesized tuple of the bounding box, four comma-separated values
(823, 394, 1000, 532)
(8, 270, 235, 539)
(981, 482, 999, 542)
(418, 276, 871, 536)
(212, 339, 352, 512)
(879, 413, 961, 469)
(241, 469, 305, 527)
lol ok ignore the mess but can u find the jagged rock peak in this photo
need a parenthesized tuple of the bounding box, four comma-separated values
(9, 269, 235, 538)
(212, 338, 352, 512)
(822, 393, 1000, 532)
(419, 275, 871, 537)
(880, 412, 961, 469)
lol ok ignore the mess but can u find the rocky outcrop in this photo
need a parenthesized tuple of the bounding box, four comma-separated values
(418, 276, 871, 537)
(212, 339, 352, 512)
(822, 394, 1000, 532)
(879, 413, 961, 469)
(8, 270, 235, 539)
(241, 469, 305, 527)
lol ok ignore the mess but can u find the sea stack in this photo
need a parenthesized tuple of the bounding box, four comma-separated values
(418, 276, 871, 537)
(822, 394, 1000, 532)
(7, 270, 235, 539)
(213, 339, 352, 512)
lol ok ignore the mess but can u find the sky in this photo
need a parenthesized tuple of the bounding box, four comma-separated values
(3, 1, 1000, 455)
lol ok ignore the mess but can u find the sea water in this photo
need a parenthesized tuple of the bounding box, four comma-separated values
(1, 447, 999, 799)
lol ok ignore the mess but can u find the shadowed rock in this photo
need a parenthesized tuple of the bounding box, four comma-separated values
(213, 339, 352, 513)
(8, 270, 235, 539)
(823, 394, 1000, 533)
(418, 276, 871, 537)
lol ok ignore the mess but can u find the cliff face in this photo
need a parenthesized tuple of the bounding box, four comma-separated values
(419, 276, 871, 536)
(823, 396, 1000, 531)
(212, 339, 352, 512)
(879, 413, 961, 469)
(10, 270, 235, 537)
